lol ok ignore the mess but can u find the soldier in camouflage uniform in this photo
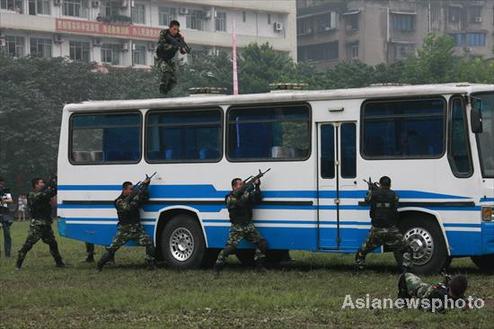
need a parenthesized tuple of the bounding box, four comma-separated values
(155, 20, 187, 94)
(96, 178, 156, 271)
(355, 176, 413, 271)
(214, 177, 267, 273)
(16, 178, 65, 269)
(398, 272, 468, 312)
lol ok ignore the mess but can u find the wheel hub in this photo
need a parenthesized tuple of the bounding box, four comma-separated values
(169, 227, 194, 262)
(404, 227, 434, 266)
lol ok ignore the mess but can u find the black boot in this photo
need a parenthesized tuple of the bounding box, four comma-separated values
(97, 251, 114, 272)
(16, 256, 24, 270)
(146, 259, 157, 271)
(213, 262, 224, 276)
(85, 253, 95, 263)
(255, 260, 267, 273)
(55, 256, 65, 268)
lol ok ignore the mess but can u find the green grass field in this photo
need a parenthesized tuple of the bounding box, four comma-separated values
(1, 222, 493, 329)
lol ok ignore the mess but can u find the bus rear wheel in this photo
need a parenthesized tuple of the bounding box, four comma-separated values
(396, 216, 449, 275)
(471, 254, 494, 272)
(160, 215, 206, 269)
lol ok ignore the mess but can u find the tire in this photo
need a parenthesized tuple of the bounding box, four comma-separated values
(471, 254, 494, 272)
(236, 249, 256, 267)
(395, 216, 449, 275)
(160, 215, 206, 269)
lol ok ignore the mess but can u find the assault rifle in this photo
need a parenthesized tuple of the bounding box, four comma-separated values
(363, 177, 379, 191)
(124, 172, 157, 202)
(235, 168, 271, 196)
(176, 34, 191, 54)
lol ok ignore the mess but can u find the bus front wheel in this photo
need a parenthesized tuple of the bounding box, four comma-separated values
(471, 254, 494, 272)
(160, 215, 206, 269)
(396, 216, 449, 274)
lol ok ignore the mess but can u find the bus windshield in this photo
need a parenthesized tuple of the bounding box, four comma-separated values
(473, 93, 494, 178)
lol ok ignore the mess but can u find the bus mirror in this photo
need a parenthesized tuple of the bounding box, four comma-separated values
(471, 107, 483, 133)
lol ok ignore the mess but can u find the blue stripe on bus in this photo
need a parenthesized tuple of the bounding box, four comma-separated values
(60, 217, 481, 228)
(58, 202, 481, 212)
(58, 184, 470, 200)
(480, 197, 494, 202)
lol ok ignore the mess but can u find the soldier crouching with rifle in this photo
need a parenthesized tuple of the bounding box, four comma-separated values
(355, 176, 413, 271)
(155, 20, 190, 94)
(214, 169, 270, 274)
(97, 174, 157, 271)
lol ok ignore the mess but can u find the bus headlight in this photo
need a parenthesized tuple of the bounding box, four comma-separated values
(482, 207, 493, 221)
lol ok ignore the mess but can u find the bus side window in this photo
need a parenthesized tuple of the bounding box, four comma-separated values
(362, 98, 446, 159)
(448, 98, 473, 177)
(341, 123, 356, 178)
(70, 112, 141, 164)
(320, 124, 335, 179)
(146, 109, 222, 163)
(227, 104, 311, 161)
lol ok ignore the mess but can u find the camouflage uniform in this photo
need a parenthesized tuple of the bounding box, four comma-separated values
(355, 186, 412, 269)
(97, 183, 155, 271)
(16, 188, 64, 268)
(155, 29, 180, 94)
(215, 185, 267, 268)
(398, 272, 450, 312)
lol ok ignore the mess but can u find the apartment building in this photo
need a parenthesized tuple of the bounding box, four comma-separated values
(0, 0, 296, 67)
(297, 0, 494, 68)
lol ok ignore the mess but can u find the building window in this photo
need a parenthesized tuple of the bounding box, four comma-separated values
(131, 3, 145, 24)
(227, 104, 311, 161)
(267, 13, 271, 25)
(133, 44, 146, 65)
(392, 14, 415, 32)
(448, 98, 473, 177)
(314, 12, 335, 32)
(70, 113, 142, 164)
(28, 0, 50, 15)
(469, 6, 482, 23)
(298, 41, 339, 61)
(466, 32, 486, 47)
(215, 11, 226, 32)
(297, 18, 313, 35)
(362, 98, 446, 159)
(347, 42, 359, 60)
(450, 32, 486, 47)
(63, 0, 88, 18)
(159, 7, 176, 26)
(449, 6, 461, 23)
(1, 0, 23, 12)
(242, 11, 246, 22)
(30, 38, 52, 58)
(102, 1, 120, 17)
(69, 41, 90, 62)
(5, 36, 24, 57)
(393, 44, 414, 60)
(101, 44, 120, 65)
(345, 13, 359, 31)
(146, 109, 222, 163)
(186, 10, 206, 31)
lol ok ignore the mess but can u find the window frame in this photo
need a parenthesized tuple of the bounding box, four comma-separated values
(360, 96, 447, 160)
(226, 102, 312, 163)
(447, 95, 474, 178)
(144, 107, 224, 164)
(68, 110, 143, 166)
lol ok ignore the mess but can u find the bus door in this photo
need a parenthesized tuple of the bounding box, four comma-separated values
(317, 122, 358, 250)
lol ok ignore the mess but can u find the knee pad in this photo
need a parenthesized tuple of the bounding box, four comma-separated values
(223, 245, 236, 256)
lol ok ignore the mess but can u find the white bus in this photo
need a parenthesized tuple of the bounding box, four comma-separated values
(57, 83, 494, 274)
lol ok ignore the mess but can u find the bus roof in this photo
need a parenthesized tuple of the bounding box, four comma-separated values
(64, 83, 494, 112)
